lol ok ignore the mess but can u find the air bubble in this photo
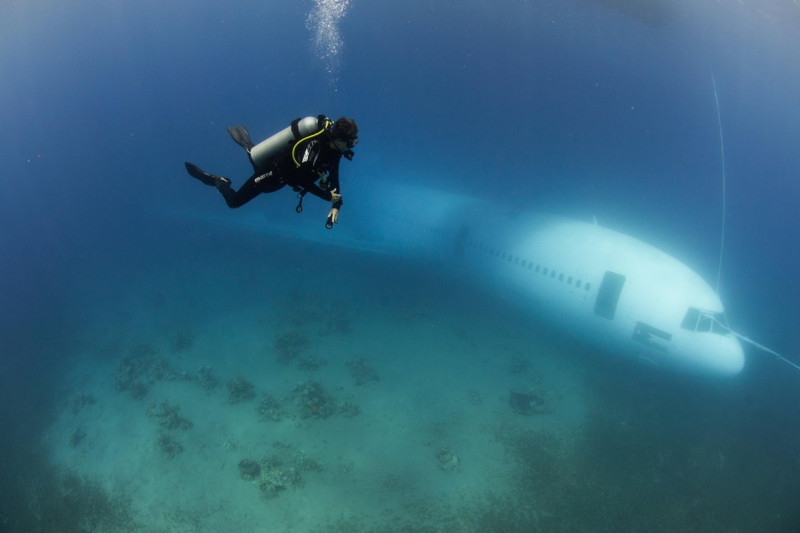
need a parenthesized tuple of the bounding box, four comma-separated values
(306, 0, 352, 85)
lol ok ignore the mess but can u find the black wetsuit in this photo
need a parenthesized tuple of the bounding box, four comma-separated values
(218, 134, 342, 209)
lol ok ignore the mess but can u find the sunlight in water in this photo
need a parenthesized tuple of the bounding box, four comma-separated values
(306, 0, 352, 87)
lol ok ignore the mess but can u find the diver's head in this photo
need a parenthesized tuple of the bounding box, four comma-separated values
(331, 117, 358, 151)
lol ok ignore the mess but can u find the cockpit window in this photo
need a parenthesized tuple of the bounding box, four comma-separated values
(681, 307, 730, 335)
(680, 308, 700, 330)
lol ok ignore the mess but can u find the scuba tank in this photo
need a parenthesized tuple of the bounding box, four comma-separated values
(249, 115, 331, 167)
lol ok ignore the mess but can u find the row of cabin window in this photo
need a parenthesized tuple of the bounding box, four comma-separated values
(471, 241, 592, 292)
(416, 224, 594, 295)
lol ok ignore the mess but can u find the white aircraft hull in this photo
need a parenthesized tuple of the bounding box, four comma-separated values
(199, 182, 745, 377)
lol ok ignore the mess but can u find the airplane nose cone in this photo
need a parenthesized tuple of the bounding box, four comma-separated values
(707, 335, 745, 376)
(722, 339, 745, 375)
(676, 333, 745, 377)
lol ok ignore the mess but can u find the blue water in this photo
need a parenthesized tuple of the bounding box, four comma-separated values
(1, 0, 799, 531)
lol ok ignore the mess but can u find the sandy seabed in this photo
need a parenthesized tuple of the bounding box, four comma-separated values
(44, 236, 589, 532)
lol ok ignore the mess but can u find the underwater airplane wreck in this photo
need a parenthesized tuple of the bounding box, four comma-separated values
(346, 184, 744, 377)
(204, 179, 747, 378)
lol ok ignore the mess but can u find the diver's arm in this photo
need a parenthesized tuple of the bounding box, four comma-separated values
(323, 152, 343, 225)
(327, 158, 341, 195)
(303, 183, 338, 202)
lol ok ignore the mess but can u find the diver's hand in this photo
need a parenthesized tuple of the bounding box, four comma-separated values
(327, 188, 342, 225)
(327, 207, 340, 224)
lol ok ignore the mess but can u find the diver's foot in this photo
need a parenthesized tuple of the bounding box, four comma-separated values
(185, 162, 231, 188)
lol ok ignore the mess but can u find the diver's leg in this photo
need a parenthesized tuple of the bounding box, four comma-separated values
(218, 171, 285, 209)
(217, 175, 258, 208)
(185, 162, 231, 188)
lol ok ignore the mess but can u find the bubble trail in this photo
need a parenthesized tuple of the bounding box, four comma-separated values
(306, 0, 352, 85)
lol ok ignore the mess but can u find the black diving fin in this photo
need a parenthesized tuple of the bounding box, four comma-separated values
(226, 125, 255, 152)
(184, 162, 231, 188)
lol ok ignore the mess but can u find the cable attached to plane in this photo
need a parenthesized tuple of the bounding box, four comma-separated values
(709, 75, 800, 374)
(708, 314, 800, 373)
(730, 330, 800, 373)
(709, 75, 800, 373)
(711, 72, 727, 295)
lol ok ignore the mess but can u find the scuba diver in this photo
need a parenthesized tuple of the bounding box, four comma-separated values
(185, 115, 358, 228)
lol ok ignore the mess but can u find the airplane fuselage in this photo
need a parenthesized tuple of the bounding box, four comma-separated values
(338, 184, 744, 377)
(195, 181, 745, 377)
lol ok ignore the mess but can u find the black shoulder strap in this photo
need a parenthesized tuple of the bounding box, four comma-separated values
(290, 118, 302, 140)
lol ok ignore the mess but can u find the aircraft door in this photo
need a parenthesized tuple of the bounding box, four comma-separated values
(594, 270, 626, 320)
